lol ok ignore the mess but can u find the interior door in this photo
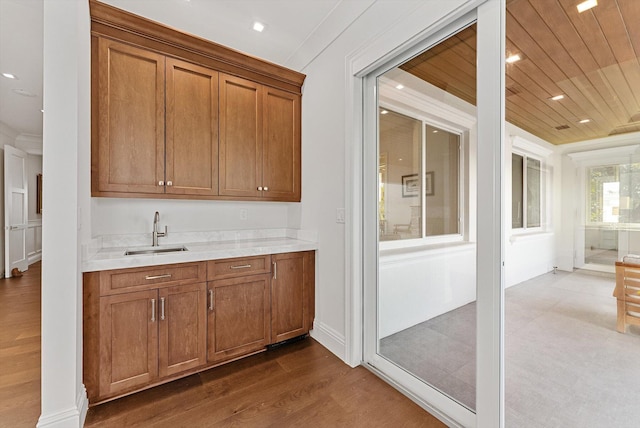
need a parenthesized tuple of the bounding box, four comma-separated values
(4, 145, 29, 277)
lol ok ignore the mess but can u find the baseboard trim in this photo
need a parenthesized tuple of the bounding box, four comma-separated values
(309, 321, 346, 362)
(28, 251, 42, 265)
(37, 387, 88, 428)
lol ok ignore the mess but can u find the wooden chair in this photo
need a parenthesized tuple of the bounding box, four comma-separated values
(614, 260, 640, 333)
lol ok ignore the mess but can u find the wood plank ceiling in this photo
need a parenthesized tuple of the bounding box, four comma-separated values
(399, 0, 640, 145)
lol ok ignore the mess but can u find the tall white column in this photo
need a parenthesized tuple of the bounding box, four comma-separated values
(38, 0, 90, 426)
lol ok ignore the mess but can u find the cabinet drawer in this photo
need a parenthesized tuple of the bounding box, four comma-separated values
(100, 262, 207, 295)
(207, 255, 271, 280)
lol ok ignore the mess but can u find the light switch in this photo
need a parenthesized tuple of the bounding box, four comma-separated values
(240, 209, 248, 220)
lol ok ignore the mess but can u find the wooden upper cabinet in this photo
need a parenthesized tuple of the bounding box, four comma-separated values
(219, 74, 301, 201)
(219, 74, 262, 198)
(263, 87, 301, 201)
(166, 59, 219, 196)
(95, 38, 165, 195)
(90, 0, 305, 201)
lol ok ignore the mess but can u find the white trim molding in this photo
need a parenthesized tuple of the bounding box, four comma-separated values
(36, 388, 88, 428)
(310, 321, 346, 363)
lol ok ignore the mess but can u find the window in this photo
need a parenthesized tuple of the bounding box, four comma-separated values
(588, 163, 640, 224)
(512, 153, 541, 229)
(379, 108, 461, 242)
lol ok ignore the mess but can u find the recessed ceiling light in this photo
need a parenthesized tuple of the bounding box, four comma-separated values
(577, 0, 597, 13)
(12, 88, 36, 97)
(550, 94, 564, 101)
(432, 130, 438, 133)
(579, 118, 591, 124)
(506, 54, 521, 64)
(253, 22, 265, 32)
(395, 84, 404, 90)
(2, 72, 17, 79)
(380, 110, 388, 115)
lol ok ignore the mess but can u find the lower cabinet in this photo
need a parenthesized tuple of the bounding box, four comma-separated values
(207, 274, 271, 363)
(271, 252, 315, 343)
(84, 251, 314, 404)
(158, 283, 208, 378)
(98, 289, 159, 398)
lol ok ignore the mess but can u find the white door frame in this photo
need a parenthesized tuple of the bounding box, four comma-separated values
(344, 0, 505, 426)
(4, 144, 29, 277)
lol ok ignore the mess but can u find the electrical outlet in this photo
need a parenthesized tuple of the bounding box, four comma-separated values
(240, 209, 248, 220)
(336, 208, 345, 224)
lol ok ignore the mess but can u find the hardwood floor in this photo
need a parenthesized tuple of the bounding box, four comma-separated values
(0, 262, 444, 428)
(0, 262, 41, 428)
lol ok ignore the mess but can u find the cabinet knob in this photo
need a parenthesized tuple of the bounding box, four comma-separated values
(257, 186, 263, 191)
(159, 181, 164, 186)
(263, 186, 269, 191)
(167, 181, 173, 187)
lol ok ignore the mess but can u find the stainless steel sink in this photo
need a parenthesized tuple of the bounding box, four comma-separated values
(124, 245, 188, 256)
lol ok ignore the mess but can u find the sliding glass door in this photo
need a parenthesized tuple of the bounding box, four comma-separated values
(363, 2, 504, 426)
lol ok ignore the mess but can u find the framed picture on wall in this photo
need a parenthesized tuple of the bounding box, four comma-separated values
(425, 171, 434, 196)
(402, 174, 419, 197)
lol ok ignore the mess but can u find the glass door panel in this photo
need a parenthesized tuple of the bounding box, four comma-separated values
(375, 22, 478, 415)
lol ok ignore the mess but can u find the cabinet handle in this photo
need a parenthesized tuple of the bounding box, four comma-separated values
(159, 180, 164, 186)
(230, 264, 251, 269)
(263, 186, 269, 191)
(145, 274, 172, 280)
(160, 297, 165, 320)
(257, 186, 263, 191)
(167, 181, 173, 186)
(273, 261, 277, 280)
(209, 289, 214, 311)
(151, 298, 156, 322)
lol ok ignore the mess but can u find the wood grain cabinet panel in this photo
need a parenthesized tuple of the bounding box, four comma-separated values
(166, 59, 219, 196)
(271, 251, 315, 343)
(263, 87, 301, 201)
(90, 2, 304, 202)
(207, 274, 271, 363)
(95, 38, 165, 195)
(218, 73, 262, 198)
(158, 283, 207, 377)
(98, 290, 159, 397)
(219, 74, 301, 202)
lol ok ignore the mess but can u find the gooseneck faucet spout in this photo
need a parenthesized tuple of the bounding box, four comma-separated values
(152, 211, 167, 246)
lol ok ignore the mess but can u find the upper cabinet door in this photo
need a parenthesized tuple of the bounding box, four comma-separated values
(262, 87, 301, 201)
(218, 74, 262, 198)
(95, 38, 165, 195)
(165, 59, 219, 196)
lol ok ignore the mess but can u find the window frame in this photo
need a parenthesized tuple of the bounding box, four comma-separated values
(511, 151, 543, 232)
(378, 101, 469, 250)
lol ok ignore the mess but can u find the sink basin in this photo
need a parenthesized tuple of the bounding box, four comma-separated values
(124, 245, 188, 256)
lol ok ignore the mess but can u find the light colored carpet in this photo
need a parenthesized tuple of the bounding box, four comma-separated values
(379, 269, 640, 427)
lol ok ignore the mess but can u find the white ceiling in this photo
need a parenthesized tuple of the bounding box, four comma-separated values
(0, 0, 43, 137)
(0, 0, 374, 138)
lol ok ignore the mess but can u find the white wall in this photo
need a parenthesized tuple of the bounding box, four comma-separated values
(379, 244, 476, 338)
(91, 198, 291, 237)
(39, 0, 90, 426)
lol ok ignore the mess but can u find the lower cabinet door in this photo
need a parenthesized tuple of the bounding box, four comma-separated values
(207, 274, 271, 363)
(158, 283, 208, 378)
(99, 290, 159, 397)
(271, 251, 314, 343)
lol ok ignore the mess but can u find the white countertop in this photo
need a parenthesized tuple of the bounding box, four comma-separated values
(82, 230, 318, 272)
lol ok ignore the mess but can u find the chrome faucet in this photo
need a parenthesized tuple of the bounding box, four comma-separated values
(152, 211, 167, 246)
